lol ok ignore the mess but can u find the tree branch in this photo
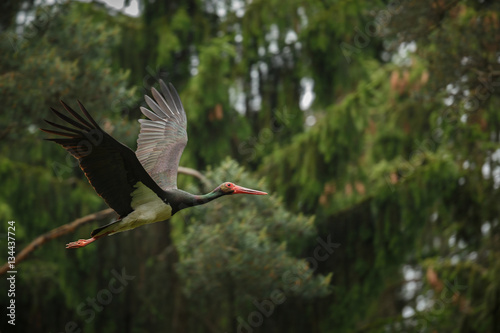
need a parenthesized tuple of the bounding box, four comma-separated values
(177, 166, 211, 187)
(0, 208, 115, 276)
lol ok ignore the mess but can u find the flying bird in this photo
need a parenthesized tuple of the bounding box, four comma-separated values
(41, 81, 267, 248)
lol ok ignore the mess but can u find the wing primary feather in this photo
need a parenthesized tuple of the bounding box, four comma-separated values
(161, 82, 181, 116)
(43, 120, 82, 134)
(44, 137, 74, 144)
(50, 107, 90, 130)
(145, 95, 169, 118)
(166, 82, 183, 116)
(60, 100, 95, 129)
(141, 121, 167, 130)
(40, 128, 77, 137)
(140, 106, 163, 121)
(77, 100, 101, 129)
(160, 81, 179, 116)
(152, 87, 175, 116)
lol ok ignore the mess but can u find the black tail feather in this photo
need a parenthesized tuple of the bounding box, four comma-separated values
(91, 219, 121, 237)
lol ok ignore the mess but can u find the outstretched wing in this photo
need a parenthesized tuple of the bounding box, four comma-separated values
(41, 101, 165, 218)
(135, 80, 188, 190)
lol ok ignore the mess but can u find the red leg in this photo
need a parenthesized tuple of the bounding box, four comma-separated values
(66, 237, 97, 249)
(66, 232, 109, 249)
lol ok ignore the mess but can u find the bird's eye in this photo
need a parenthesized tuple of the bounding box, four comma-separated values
(227, 183, 232, 187)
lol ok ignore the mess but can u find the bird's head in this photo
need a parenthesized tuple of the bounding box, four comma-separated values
(218, 182, 267, 196)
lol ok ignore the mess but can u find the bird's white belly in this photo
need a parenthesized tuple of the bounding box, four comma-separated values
(109, 182, 172, 235)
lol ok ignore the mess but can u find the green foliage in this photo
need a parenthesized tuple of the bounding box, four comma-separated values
(261, 63, 382, 212)
(172, 160, 331, 330)
(177, 160, 327, 303)
(0, 3, 135, 130)
(181, 38, 252, 166)
(1, 0, 500, 332)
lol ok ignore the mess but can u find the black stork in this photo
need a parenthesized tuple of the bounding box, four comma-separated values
(41, 80, 267, 248)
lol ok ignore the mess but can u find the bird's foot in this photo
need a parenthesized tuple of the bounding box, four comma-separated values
(66, 237, 97, 249)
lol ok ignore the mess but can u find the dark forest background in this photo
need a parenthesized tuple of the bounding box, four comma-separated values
(1, 0, 500, 332)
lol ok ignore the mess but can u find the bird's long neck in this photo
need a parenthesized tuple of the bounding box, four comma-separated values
(167, 188, 224, 214)
(192, 190, 224, 206)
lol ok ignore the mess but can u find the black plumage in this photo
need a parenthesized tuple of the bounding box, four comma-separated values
(42, 101, 165, 219)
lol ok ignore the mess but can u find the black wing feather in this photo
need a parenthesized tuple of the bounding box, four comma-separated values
(41, 102, 165, 218)
(43, 119, 82, 134)
(77, 100, 101, 128)
(60, 100, 95, 129)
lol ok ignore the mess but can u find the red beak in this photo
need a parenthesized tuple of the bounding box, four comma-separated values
(232, 185, 267, 195)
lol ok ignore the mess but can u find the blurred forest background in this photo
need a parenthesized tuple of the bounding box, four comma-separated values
(1, 0, 500, 332)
